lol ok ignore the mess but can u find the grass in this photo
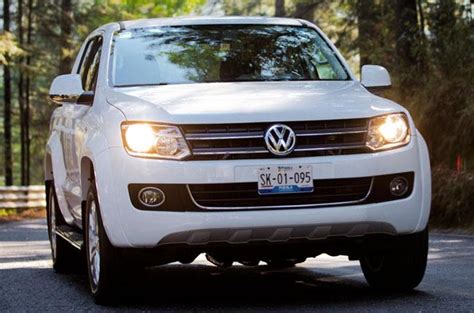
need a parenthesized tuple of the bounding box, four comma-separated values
(0, 208, 46, 223)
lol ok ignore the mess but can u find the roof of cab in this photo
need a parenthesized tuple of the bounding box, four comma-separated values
(118, 16, 306, 30)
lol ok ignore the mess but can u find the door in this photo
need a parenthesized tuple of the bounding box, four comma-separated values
(60, 36, 103, 224)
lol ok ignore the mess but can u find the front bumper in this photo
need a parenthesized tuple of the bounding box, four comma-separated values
(128, 172, 414, 212)
(93, 133, 431, 248)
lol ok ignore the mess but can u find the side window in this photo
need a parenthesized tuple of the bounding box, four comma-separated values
(78, 39, 95, 86)
(77, 36, 103, 92)
(84, 38, 103, 91)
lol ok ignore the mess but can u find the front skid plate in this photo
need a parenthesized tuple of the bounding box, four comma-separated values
(158, 222, 397, 246)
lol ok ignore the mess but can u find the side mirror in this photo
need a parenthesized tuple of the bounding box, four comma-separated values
(49, 74, 85, 105)
(360, 65, 391, 91)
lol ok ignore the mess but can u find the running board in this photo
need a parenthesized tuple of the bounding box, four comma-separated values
(56, 225, 83, 250)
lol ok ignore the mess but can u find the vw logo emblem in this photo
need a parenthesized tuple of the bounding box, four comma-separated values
(264, 124, 296, 156)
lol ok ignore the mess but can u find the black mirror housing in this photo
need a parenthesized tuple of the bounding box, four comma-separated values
(77, 91, 94, 106)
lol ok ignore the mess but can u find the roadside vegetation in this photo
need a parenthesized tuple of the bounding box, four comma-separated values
(431, 167, 474, 230)
(1, 0, 473, 229)
(0, 207, 44, 222)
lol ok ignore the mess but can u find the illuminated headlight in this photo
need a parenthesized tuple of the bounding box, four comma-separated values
(366, 113, 411, 151)
(121, 122, 191, 160)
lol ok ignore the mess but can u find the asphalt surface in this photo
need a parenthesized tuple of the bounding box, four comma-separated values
(0, 219, 473, 312)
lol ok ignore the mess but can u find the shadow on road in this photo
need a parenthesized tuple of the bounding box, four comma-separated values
(99, 263, 431, 310)
(2, 262, 431, 311)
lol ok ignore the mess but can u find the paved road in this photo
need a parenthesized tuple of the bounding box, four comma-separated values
(0, 219, 473, 312)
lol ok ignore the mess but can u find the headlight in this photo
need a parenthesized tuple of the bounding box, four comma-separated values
(366, 113, 411, 151)
(121, 122, 191, 160)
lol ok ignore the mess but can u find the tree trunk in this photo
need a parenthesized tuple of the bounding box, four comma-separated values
(3, 0, 13, 186)
(395, 0, 419, 67)
(18, 0, 27, 186)
(25, 0, 34, 186)
(293, 0, 320, 21)
(59, 0, 73, 75)
(275, 0, 285, 17)
(357, 0, 378, 67)
(416, 0, 425, 40)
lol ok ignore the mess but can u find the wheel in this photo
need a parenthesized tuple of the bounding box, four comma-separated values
(84, 180, 122, 304)
(46, 181, 76, 273)
(360, 228, 428, 290)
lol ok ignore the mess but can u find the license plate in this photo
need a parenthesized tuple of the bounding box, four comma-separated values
(258, 165, 313, 195)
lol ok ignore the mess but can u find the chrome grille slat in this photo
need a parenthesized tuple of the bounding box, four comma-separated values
(295, 129, 367, 137)
(192, 147, 269, 155)
(185, 132, 264, 140)
(294, 144, 367, 152)
(192, 144, 366, 156)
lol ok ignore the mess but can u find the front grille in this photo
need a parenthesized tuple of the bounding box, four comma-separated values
(181, 119, 369, 160)
(188, 177, 373, 209)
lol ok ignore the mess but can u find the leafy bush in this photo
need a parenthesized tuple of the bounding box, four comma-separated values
(430, 167, 474, 228)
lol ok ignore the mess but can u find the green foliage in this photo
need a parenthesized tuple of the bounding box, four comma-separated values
(430, 167, 474, 228)
(76, 0, 206, 33)
(417, 2, 474, 164)
(0, 208, 17, 217)
(0, 32, 24, 65)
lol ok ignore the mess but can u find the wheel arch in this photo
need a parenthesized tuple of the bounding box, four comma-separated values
(415, 130, 431, 232)
(80, 151, 131, 248)
(80, 156, 94, 202)
(44, 152, 53, 181)
(44, 134, 64, 185)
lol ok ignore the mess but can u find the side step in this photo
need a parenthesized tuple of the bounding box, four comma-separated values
(56, 225, 83, 250)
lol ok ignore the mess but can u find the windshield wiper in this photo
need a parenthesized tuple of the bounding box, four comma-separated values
(114, 82, 169, 87)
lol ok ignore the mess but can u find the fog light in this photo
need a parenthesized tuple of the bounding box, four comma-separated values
(389, 177, 409, 196)
(138, 187, 165, 207)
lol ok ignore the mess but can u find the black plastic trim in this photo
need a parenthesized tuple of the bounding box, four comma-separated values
(128, 172, 414, 212)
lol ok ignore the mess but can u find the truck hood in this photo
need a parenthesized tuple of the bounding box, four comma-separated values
(107, 81, 405, 124)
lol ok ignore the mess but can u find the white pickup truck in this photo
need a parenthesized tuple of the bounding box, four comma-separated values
(45, 16, 431, 303)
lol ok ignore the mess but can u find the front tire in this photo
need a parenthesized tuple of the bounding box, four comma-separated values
(360, 228, 428, 290)
(46, 181, 76, 273)
(84, 181, 122, 304)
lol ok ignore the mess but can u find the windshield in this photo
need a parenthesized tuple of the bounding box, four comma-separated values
(111, 25, 349, 87)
